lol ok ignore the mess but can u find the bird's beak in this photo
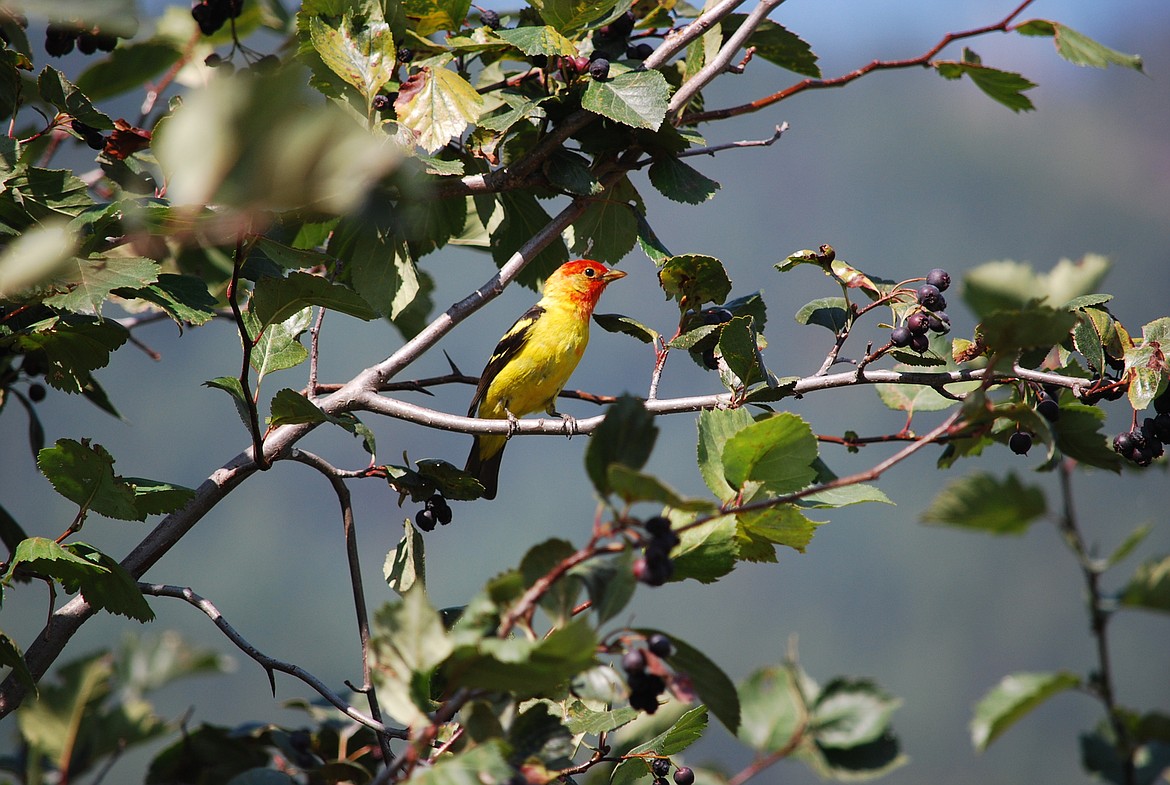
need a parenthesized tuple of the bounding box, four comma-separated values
(602, 269, 627, 283)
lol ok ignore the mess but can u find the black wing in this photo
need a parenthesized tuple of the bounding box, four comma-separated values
(466, 304, 545, 416)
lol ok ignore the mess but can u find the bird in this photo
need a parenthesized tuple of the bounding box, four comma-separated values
(465, 259, 627, 499)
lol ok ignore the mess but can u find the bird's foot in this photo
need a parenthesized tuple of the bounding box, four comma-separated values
(504, 408, 520, 438)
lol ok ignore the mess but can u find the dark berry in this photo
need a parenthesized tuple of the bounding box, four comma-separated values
(599, 10, 635, 39)
(95, 33, 118, 51)
(645, 516, 671, 537)
(192, 3, 227, 35)
(634, 553, 673, 586)
(77, 31, 98, 54)
(1155, 389, 1170, 415)
(699, 307, 733, 325)
(1009, 431, 1033, 455)
(588, 57, 610, 80)
(622, 648, 646, 674)
(906, 312, 929, 335)
(1141, 419, 1164, 458)
(926, 268, 951, 292)
(1151, 413, 1170, 444)
(27, 383, 46, 402)
(674, 768, 695, 785)
(916, 284, 942, 309)
(629, 687, 660, 713)
(397, 46, 414, 64)
(415, 508, 437, 532)
(890, 326, 911, 348)
(205, 52, 225, 67)
(426, 493, 452, 525)
(373, 94, 391, 112)
(909, 332, 929, 353)
(1036, 396, 1060, 422)
(647, 633, 673, 658)
(480, 9, 500, 28)
(253, 54, 280, 73)
(653, 779, 669, 785)
(701, 346, 717, 370)
(651, 758, 671, 777)
(45, 24, 76, 57)
(926, 311, 951, 333)
(627, 42, 653, 59)
(1113, 432, 1134, 454)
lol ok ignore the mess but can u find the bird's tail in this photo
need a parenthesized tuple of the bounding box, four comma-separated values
(466, 436, 505, 501)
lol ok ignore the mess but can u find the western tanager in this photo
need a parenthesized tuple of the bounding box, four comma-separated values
(465, 259, 627, 499)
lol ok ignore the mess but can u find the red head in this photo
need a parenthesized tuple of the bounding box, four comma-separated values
(541, 259, 627, 313)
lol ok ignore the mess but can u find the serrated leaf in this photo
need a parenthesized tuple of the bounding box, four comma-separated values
(1052, 403, 1121, 471)
(696, 407, 754, 502)
(37, 66, 112, 129)
(370, 588, 452, 725)
(742, 18, 819, 76)
(935, 57, 1036, 112)
(593, 312, 658, 343)
(246, 308, 312, 381)
(634, 209, 672, 264)
(531, 0, 620, 34)
(251, 271, 376, 327)
(1119, 556, 1170, 614)
(61, 542, 154, 621)
(113, 273, 218, 326)
(42, 256, 161, 315)
(450, 617, 598, 698)
(491, 190, 570, 289)
(544, 149, 602, 196)
(5, 166, 94, 220)
(611, 706, 708, 785)
(416, 459, 483, 501)
(566, 701, 638, 735)
(267, 388, 328, 426)
(1017, 19, 1143, 72)
(978, 306, 1076, 355)
(6, 536, 109, 585)
(670, 512, 737, 584)
(971, 671, 1081, 750)
(569, 549, 635, 624)
(493, 25, 577, 56)
(0, 631, 34, 691)
(14, 316, 128, 395)
(722, 412, 818, 493)
(648, 155, 720, 205)
(737, 504, 820, 554)
(37, 439, 143, 521)
(658, 254, 731, 307)
(404, 0, 472, 36)
(717, 314, 766, 388)
(385, 518, 426, 595)
(581, 67, 670, 130)
(396, 66, 484, 153)
(124, 478, 196, 516)
(921, 472, 1046, 534)
(812, 678, 901, 749)
(569, 189, 638, 264)
(875, 380, 965, 413)
(309, 12, 396, 103)
(585, 396, 658, 496)
(203, 376, 252, 431)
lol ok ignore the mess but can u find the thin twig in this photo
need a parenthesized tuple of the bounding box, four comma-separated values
(287, 450, 394, 767)
(677, 123, 788, 158)
(225, 234, 269, 469)
(140, 583, 407, 739)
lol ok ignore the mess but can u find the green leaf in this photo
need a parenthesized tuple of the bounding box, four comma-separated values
(722, 412, 818, 494)
(0, 630, 34, 691)
(6, 536, 109, 585)
(581, 67, 671, 130)
(396, 65, 484, 153)
(4, 166, 94, 220)
(203, 376, 252, 431)
(569, 187, 638, 264)
(1051, 403, 1121, 471)
(875, 377, 969, 413)
(658, 254, 731, 307)
(1119, 556, 1170, 614)
(251, 271, 377, 327)
(370, 588, 453, 725)
(566, 700, 638, 735)
(1016, 19, 1143, 72)
(569, 549, 635, 624)
(37, 66, 112, 129)
(585, 395, 658, 496)
(409, 741, 513, 785)
(544, 150, 602, 196)
(61, 542, 155, 621)
(75, 41, 182, 102)
(735, 17, 819, 77)
(637, 630, 740, 733)
(416, 459, 483, 501)
(450, 617, 598, 698)
(717, 315, 766, 387)
(606, 465, 716, 512)
(611, 706, 708, 785)
(737, 504, 821, 554)
(696, 407, 754, 502)
(593, 312, 658, 343)
(42, 256, 160, 315)
(385, 518, 426, 595)
(403, 0, 472, 36)
(123, 478, 196, 517)
(738, 665, 806, 753)
(971, 671, 1081, 750)
(531, 0, 620, 34)
(309, 11, 396, 104)
(935, 55, 1037, 112)
(795, 297, 849, 332)
(634, 209, 672, 264)
(648, 156, 720, 204)
(963, 256, 1111, 318)
(37, 439, 143, 521)
(246, 308, 312, 381)
(811, 678, 901, 749)
(921, 472, 1046, 534)
(491, 191, 570, 289)
(267, 388, 328, 426)
(113, 274, 219, 327)
(493, 25, 577, 56)
(978, 306, 1076, 355)
(670, 512, 738, 584)
(1127, 317, 1170, 410)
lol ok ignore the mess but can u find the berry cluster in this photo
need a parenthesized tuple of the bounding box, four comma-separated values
(1008, 384, 1064, 456)
(633, 516, 679, 586)
(646, 755, 694, 785)
(596, 10, 636, 42)
(890, 268, 951, 353)
(45, 22, 118, 57)
(478, 9, 501, 29)
(622, 633, 673, 714)
(414, 493, 452, 531)
(191, 0, 244, 37)
(1113, 391, 1170, 467)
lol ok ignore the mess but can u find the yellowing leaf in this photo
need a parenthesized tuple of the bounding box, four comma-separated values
(309, 12, 396, 103)
(395, 66, 485, 153)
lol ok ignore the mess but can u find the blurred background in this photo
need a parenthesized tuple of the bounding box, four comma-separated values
(2, 1, 1170, 783)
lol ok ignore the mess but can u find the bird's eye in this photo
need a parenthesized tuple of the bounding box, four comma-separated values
(583, 267, 597, 277)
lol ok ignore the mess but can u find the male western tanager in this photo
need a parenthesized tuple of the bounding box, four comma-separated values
(465, 259, 627, 499)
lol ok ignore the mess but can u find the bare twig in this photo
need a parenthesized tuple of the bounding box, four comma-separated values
(683, 0, 1039, 124)
(677, 123, 788, 159)
(287, 449, 394, 767)
(225, 234, 269, 470)
(140, 583, 407, 739)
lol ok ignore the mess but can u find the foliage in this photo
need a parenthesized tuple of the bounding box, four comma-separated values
(0, 0, 1165, 783)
